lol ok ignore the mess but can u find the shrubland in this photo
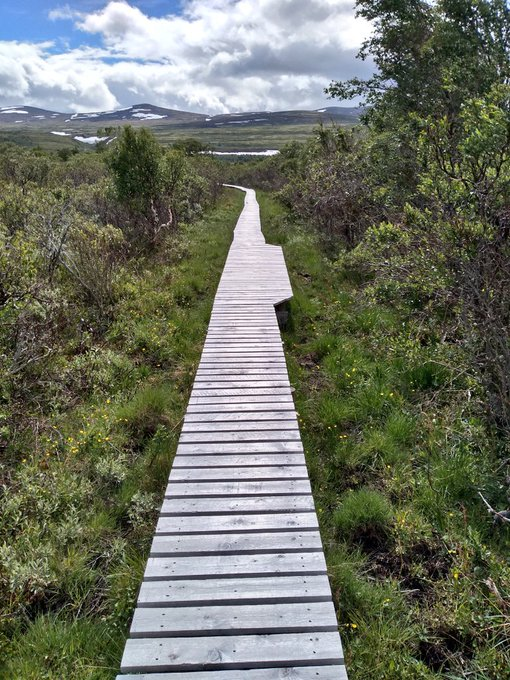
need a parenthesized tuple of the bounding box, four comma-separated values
(0, 127, 241, 678)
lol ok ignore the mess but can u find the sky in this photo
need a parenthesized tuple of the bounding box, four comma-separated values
(0, 0, 373, 114)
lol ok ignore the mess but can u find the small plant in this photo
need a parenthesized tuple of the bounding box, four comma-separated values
(334, 488, 394, 546)
(116, 385, 175, 445)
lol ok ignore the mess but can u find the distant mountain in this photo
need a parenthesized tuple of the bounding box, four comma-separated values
(0, 102, 362, 150)
(0, 103, 361, 128)
(0, 103, 206, 125)
(202, 107, 360, 128)
(0, 105, 64, 123)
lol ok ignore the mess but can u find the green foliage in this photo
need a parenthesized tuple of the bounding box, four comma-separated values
(260, 193, 510, 679)
(172, 137, 211, 155)
(106, 127, 220, 248)
(276, 127, 382, 246)
(417, 84, 510, 224)
(108, 126, 163, 212)
(0, 134, 243, 678)
(328, 0, 510, 125)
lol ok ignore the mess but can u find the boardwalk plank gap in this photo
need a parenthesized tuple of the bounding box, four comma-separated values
(117, 186, 346, 678)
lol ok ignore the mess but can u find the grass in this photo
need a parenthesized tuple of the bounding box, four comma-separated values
(0, 188, 243, 679)
(0, 121, 342, 152)
(258, 191, 510, 680)
(333, 489, 394, 544)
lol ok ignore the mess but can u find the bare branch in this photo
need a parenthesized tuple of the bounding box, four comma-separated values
(478, 491, 510, 524)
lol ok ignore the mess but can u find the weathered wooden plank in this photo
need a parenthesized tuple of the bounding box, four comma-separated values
(194, 379, 290, 386)
(168, 466, 308, 482)
(191, 389, 292, 398)
(165, 480, 312, 497)
(144, 552, 326, 581)
(197, 365, 288, 371)
(179, 430, 300, 442)
(181, 420, 299, 432)
(117, 667, 348, 680)
(198, 358, 287, 365)
(204, 339, 283, 345)
(193, 381, 290, 389)
(118, 666, 348, 680)
(203, 347, 284, 354)
(189, 396, 294, 405)
(155, 513, 318, 535)
(204, 327, 282, 332)
(196, 373, 288, 379)
(200, 352, 286, 358)
(137, 574, 333, 607)
(205, 334, 282, 340)
(160, 496, 315, 516)
(177, 442, 303, 454)
(184, 412, 298, 422)
(195, 372, 289, 379)
(210, 310, 276, 315)
(150, 531, 322, 556)
(206, 325, 278, 329)
(172, 454, 306, 468)
(120, 632, 343, 673)
(186, 405, 296, 415)
(203, 348, 284, 354)
(207, 320, 278, 325)
(130, 601, 338, 637)
(205, 324, 279, 328)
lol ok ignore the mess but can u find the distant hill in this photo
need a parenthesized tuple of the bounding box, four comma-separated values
(0, 103, 206, 125)
(0, 103, 360, 127)
(0, 102, 362, 151)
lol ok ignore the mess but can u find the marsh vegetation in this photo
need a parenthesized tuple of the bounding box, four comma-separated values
(1, 0, 510, 677)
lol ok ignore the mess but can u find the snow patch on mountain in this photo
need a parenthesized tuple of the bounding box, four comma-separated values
(132, 113, 166, 120)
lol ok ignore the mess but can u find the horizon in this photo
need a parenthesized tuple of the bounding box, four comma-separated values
(0, 1, 372, 114)
(0, 101, 360, 115)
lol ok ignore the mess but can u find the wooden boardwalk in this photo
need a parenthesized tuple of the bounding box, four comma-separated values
(117, 186, 347, 679)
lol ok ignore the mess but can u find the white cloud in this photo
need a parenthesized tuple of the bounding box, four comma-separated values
(0, 41, 119, 112)
(48, 5, 77, 21)
(0, 0, 372, 113)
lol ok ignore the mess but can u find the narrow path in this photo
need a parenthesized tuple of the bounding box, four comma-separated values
(117, 187, 347, 679)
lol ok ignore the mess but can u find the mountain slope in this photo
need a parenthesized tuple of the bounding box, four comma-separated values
(0, 103, 362, 151)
